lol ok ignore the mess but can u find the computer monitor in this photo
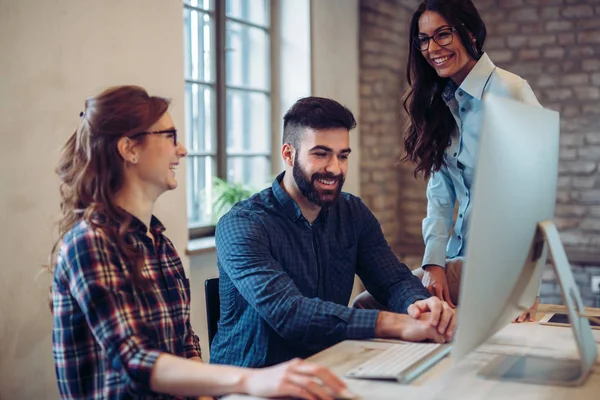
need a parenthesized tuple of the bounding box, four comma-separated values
(452, 94, 597, 386)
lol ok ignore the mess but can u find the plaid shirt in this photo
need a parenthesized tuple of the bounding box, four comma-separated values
(52, 215, 201, 400)
(211, 173, 430, 367)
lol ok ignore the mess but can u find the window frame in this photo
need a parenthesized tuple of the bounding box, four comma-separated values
(184, 0, 274, 239)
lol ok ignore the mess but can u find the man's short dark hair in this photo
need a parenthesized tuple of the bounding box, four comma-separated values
(282, 97, 357, 149)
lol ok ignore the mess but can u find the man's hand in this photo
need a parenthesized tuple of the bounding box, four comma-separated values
(374, 311, 448, 343)
(514, 296, 539, 323)
(422, 265, 456, 308)
(407, 297, 455, 341)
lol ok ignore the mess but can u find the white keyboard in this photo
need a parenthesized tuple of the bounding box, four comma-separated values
(345, 342, 451, 383)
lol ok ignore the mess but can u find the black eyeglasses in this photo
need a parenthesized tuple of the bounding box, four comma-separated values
(129, 128, 178, 146)
(414, 27, 456, 51)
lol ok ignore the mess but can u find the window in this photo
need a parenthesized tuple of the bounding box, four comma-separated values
(183, 0, 272, 238)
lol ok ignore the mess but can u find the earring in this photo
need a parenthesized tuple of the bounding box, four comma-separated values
(131, 157, 137, 163)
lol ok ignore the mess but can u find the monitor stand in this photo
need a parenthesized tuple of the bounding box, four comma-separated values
(478, 220, 598, 386)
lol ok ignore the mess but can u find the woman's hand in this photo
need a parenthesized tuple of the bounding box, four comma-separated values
(422, 265, 456, 308)
(241, 358, 347, 400)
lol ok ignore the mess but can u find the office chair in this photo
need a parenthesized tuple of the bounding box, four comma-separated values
(204, 277, 220, 347)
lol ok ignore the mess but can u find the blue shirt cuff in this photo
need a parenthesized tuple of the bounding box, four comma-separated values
(422, 240, 447, 269)
(345, 309, 380, 339)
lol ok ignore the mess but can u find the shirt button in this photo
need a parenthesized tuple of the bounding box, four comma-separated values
(458, 235, 462, 240)
(453, 152, 457, 157)
(458, 91, 464, 96)
(459, 214, 463, 218)
(460, 107, 466, 112)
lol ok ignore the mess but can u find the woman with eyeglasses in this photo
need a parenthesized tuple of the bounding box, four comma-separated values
(50, 85, 347, 400)
(353, 0, 540, 322)
(404, 0, 541, 321)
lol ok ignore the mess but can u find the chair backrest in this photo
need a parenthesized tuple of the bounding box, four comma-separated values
(204, 278, 220, 347)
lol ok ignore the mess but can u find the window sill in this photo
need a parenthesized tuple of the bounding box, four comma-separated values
(186, 236, 216, 256)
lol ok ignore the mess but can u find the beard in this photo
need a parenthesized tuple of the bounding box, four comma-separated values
(292, 157, 344, 207)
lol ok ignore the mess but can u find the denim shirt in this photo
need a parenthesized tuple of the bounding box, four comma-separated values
(422, 53, 541, 269)
(212, 173, 430, 367)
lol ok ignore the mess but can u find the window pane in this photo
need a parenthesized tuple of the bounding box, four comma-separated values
(227, 156, 271, 189)
(185, 83, 216, 153)
(226, 0, 269, 27)
(187, 156, 216, 227)
(226, 21, 269, 90)
(226, 90, 270, 154)
(184, 0, 214, 11)
(183, 8, 214, 82)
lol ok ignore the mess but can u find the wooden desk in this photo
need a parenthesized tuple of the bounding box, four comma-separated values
(223, 305, 600, 400)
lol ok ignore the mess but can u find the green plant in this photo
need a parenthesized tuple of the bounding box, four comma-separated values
(211, 177, 255, 223)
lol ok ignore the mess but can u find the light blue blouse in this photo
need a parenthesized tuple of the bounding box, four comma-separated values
(422, 53, 541, 268)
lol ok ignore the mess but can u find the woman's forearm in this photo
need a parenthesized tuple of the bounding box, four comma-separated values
(149, 353, 249, 397)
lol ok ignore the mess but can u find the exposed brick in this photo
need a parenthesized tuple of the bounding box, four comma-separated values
(581, 218, 600, 231)
(485, 37, 506, 49)
(583, 59, 600, 71)
(556, 204, 588, 217)
(544, 48, 565, 59)
(560, 148, 578, 160)
(510, 8, 540, 21)
(573, 176, 597, 189)
(577, 20, 600, 30)
(562, 5, 595, 18)
(555, 217, 581, 230)
(546, 20, 574, 31)
(561, 132, 585, 147)
(557, 33, 577, 45)
(578, 30, 600, 44)
(519, 48, 541, 60)
(562, 106, 581, 118)
(488, 49, 514, 63)
(529, 34, 558, 46)
(524, 0, 564, 5)
(582, 104, 600, 115)
(559, 160, 597, 174)
(507, 35, 528, 48)
(581, 190, 600, 204)
(562, 73, 589, 85)
(574, 86, 600, 100)
(579, 146, 600, 159)
(545, 88, 573, 101)
(586, 132, 600, 144)
(540, 6, 561, 19)
(591, 206, 600, 217)
(493, 22, 520, 34)
(568, 46, 595, 58)
(499, 0, 525, 7)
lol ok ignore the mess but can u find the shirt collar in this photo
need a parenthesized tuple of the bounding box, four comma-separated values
(458, 52, 495, 100)
(272, 172, 305, 222)
(129, 214, 165, 235)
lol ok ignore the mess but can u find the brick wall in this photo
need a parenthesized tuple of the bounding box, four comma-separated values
(359, 0, 600, 305)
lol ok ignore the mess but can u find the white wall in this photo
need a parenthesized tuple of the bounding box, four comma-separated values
(0, 0, 188, 398)
(311, 0, 360, 196)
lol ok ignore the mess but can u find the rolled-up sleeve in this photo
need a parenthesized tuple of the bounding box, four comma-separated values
(216, 209, 381, 345)
(422, 165, 456, 269)
(66, 232, 161, 395)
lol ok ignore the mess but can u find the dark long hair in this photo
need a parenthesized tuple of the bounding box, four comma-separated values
(48, 86, 170, 308)
(402, 0, 486, 178)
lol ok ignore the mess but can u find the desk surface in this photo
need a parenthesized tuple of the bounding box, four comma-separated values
(223, 305, 600, 400)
